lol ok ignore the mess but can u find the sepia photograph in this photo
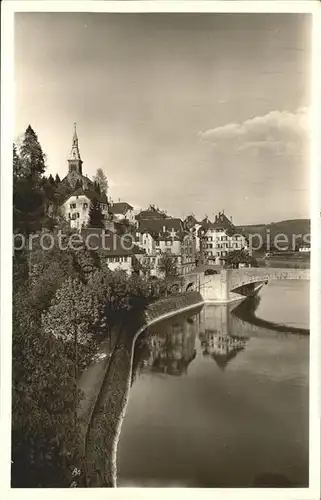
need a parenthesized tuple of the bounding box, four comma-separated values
(1, 0, 320, 497)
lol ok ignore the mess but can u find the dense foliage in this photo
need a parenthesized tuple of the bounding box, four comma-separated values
(11, 126, 161, 487)
(88, 197, 104, 228)
(223, 249, 258, 268)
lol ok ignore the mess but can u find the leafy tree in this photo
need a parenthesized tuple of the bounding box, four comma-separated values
(93, 181, 101, 196)
(19, 125, 46, 183)
(224, 249, 257, 268)
(88, 197, 104, 228)
(12, 262, 83, 487)
(157, 252, 178, 279)
(93, 168, 108, 194)
(41, 277, 101, 377)
(157, 253, 179, 296)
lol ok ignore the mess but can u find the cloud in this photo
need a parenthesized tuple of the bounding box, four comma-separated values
(199, 107, 309, 155)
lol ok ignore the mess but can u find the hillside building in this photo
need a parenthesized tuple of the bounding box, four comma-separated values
(199, 212, 249, 265)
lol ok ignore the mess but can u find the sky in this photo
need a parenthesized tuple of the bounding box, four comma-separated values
(14, 13, 311, 225)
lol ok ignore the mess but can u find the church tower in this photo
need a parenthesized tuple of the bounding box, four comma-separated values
(68, 123, 83, 175)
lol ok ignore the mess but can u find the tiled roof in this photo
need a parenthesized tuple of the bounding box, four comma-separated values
(138, 218, 183, 234)
(136, 206, 168, 220)
(184, 215, 200, 226)
(110, 202, 133, 214)
(80, 228, 143, 256)
(60, 172, 93, 186)
(198, 212, 243, 237)
(63, 188, 108, 204)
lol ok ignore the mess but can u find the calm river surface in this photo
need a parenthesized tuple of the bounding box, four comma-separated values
(117, 279, 309, 487)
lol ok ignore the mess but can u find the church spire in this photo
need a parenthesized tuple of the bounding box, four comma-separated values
(68, 123, 83, 174)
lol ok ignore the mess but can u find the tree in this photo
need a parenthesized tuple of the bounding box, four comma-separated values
(19, 125, 46, 183)
(12, 264, 83, 487)
(13, 178, 46, 235)
(93, 168, 108, 194)
(157, 253, 178, 296)
(55, 173, 61, 185)
(93, 181, 101, 196)
(157, 253, 178, 279)
(88, 197, 104, 228)
(74, 179, 83, 190)
(223, 249, 257, 269)
(13, 127, 48, 234)
(13, 143, 24, 179)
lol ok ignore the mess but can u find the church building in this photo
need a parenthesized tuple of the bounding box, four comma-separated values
(60, 123, 94, 190)
(59, 124, 109, 229)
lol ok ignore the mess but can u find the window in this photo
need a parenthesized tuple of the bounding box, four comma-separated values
(77, 213, 80, 218)
(166, 241, 171, 246)
(124, 256, 127, 262)
(70, 203, 76, 209)
(83, 203, 88, 209)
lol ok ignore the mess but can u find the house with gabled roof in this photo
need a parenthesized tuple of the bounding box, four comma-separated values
(80, 228, 145, 275)
(183, 214, 202, 252)
(61, 188, 109, 230)
(109, 201, 135, 224)
(199, 211, 249, 265)
(135, 217, 196, 276)
(135, 205, 168, 222)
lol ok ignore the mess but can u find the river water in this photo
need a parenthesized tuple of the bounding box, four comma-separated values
(117, 279, 309, 487)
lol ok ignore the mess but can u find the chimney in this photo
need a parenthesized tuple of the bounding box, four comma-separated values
(230, 216, 233, 224)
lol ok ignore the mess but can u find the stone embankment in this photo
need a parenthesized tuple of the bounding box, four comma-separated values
(79, 291, 204, 487)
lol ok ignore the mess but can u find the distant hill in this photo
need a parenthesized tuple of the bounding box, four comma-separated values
(237, 219, 310, 252)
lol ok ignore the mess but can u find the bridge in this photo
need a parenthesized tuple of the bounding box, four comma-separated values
(180, 267, 310, 304)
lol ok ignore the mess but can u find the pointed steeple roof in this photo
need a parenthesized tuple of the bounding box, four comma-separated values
(69, 123, 81, 161)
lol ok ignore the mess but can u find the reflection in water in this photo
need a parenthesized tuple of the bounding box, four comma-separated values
(199, 304, 247, 371)
(135, 316, 198, 378)
(118, 281, 309, 488)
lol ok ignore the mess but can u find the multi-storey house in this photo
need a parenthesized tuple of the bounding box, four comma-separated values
(109, 201, 136, 225)
(61, 188, 109, 230)
(81, 228, 145, 275)
(135, 217, 196, 276)
(199, 212, 249, 265)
